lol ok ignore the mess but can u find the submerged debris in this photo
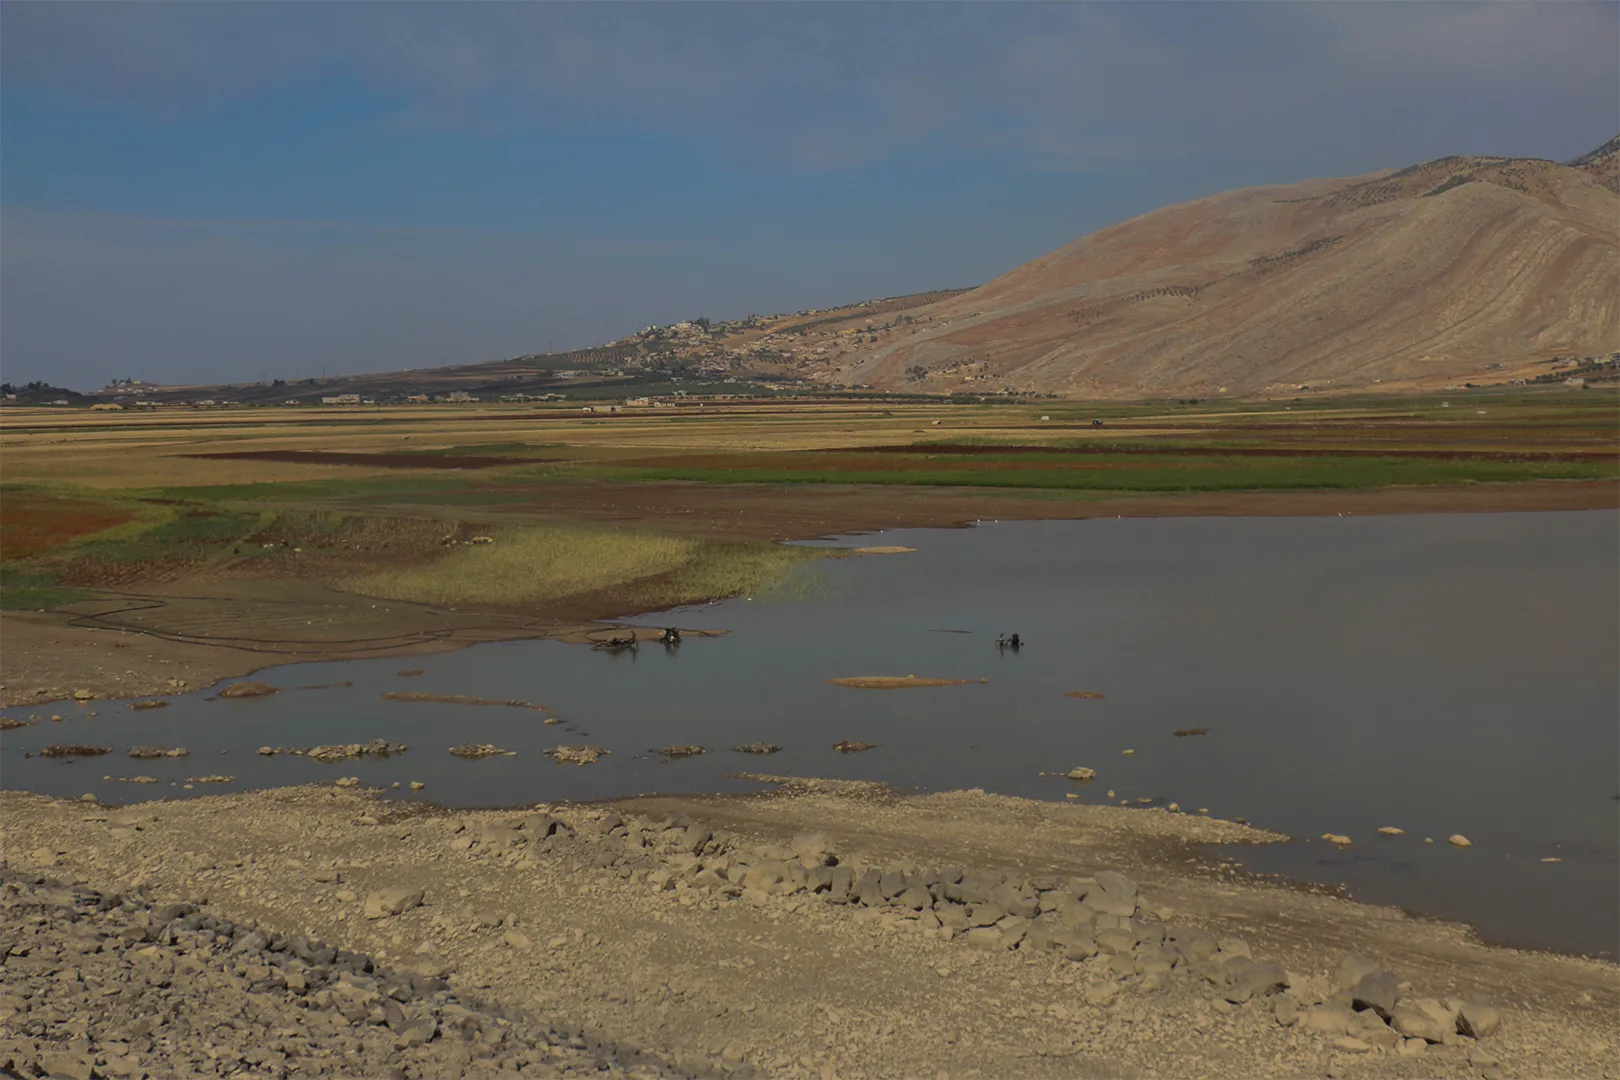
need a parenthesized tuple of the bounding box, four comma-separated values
(105, 775, 160, 784)
(186, 775, 234, 784)
(396, 669, 425, 677)
(1173, 727, 1210, 737)
(40, 745, 111, 758)
(654, 745, 706, 758)
(217, 682, 280, 699)
(128, 700, 170, 711)
(1066, 690, 1105, 700)
(449, 744, 518, 760)
(833, 741, 880, 753)
(546, 745, 609, 765)
(732, 742, 781, 755)
(0, 717, 36, 731)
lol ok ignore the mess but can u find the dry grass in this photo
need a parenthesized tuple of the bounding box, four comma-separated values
(343, 524, 814, 609)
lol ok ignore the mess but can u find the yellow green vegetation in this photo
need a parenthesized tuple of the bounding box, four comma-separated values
(343, 524, 819, 609)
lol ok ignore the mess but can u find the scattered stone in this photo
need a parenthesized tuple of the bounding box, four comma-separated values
(654, 745, 706, 758)
(1321, 834, 1353, 846)
(217, 682, 280, 698)
(547, 745, 609, 765)
(410, 781, 426, 791)
(185, 774, 234, 784)
(40, 744, 110, 758)
(1064, 767, 1096, 782)
(1084, 982, 1119, 1006)
(127, 746, 189, 759)
(128, 700, 170, 711)
(384, 691, 549, 710)
(1449, 834, 1473, 848)
(307, 739, 408, 763)
(1172, 728, 1209, 737)
(833, 741, 880, 753)
(364, 887, 426, 920)
(1377, 826, 1405, 836)
(449, 744, 517, 759)
(732, 742, 781, 754)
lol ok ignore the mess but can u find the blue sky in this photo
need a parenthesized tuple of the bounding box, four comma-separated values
(3, 2, 1616, 390)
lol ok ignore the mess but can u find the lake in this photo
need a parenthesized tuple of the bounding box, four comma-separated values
(5, 510, 1615, 957)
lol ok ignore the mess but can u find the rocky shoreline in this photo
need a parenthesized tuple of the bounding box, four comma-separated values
(3, 781, 1616, 1079)
(0, 871, 689, 1080)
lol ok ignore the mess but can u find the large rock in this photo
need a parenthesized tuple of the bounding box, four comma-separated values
(1457, 1001, 1502, 1039)
(1166, 925, 1220, 963)
(1225, 960, 1288, 1004)
(791, 832, 832, 866)
(1301, 1006, 1355, 1036)
(1337, 952, 1381, 989)
(988, 882, 1038, 918)
(1391, 998, 1457, 1043)
(1349, 1009, 1399, 1049)
(363, 887, 425, 920)
(1083, 871, 1138, 917)
(1351, 970, 1401, 1019)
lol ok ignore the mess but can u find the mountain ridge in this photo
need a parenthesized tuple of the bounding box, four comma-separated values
(827, 138, 1620, 398)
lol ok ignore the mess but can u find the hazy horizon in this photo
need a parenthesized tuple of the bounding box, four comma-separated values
(3, 2, 1616, 391)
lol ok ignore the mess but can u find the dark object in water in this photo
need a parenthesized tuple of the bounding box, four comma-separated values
(41, 744, 110, 758)
(995, 633, 1022, 650)
(655, 744, 705, 758)
(1173, 727, 1210, 737)
(397, 669, 425, 677)
(129, 700, 170, 711)
(732, 742, 782, 754)
(660, 627, 682, 646)
(593, 634, 638, 651)
(833, 741, 880, 753)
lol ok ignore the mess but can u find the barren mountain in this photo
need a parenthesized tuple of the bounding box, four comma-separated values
(832, 140, 1620, 398)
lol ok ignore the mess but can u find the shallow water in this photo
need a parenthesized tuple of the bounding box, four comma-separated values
(5, 511, 1616, 957)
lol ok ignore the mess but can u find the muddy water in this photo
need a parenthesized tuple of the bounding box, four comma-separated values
(4, 511, 1616, 957)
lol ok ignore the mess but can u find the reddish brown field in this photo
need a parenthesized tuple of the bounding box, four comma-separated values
(0, 492, 134, 560)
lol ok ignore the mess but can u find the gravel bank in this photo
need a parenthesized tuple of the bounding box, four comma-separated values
(2, 782, 1615, 1080)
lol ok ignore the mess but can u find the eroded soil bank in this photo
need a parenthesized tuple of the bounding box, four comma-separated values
(3, 779, 1615, 1080)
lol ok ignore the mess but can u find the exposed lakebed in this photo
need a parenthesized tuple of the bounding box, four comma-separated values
(4, 511, 1616, 958)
